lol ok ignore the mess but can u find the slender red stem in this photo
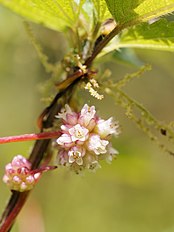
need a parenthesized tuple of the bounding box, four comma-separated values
(0, 131, 61, 144)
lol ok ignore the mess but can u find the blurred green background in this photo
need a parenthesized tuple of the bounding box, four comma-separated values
(1, 6, 174, 232)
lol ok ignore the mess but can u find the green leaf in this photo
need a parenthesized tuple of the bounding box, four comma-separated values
(118, 19, 174, 51)
(0, 0, 85, 31)
(105, 0, 174, 25)
(96, 39, 143, 66)
(112, 48, 144, 66)
(92, 0, 111, 21)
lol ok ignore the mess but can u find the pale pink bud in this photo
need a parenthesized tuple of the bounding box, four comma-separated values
(86, 134, 109, 155)
(56, 134, 74, 148)
(60, 124, 72, 133)
(34, 173, 41, 180)
(12, 155, 31, 169)
(20, 182, 28, 191)
(58, 150, 69, 165)
(66, 112, 78, 125)
(78, 104, 96, 128)
(3, 155, 41, 192)
(69, 124, 89, 142)
(5, 164, 14, 174)
(56, 105, 78, 125)
(13, 175, 21, 184)
(94, 117, 119, 138)
(56, 104, 73, 121)
(26, 175, 35, 184)
(86, 118, 97, 131)
(2, 175, 9, 183)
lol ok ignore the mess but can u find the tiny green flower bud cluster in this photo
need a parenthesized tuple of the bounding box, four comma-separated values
(56, 104, 120, 173)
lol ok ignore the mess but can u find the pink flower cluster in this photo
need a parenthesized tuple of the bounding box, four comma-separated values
(56, 104, 119, 172)
(3, 155, 41, 192)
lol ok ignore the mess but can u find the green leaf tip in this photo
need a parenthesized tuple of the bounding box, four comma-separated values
(119, 19, 174, 52)
(105, 0, 174, 26)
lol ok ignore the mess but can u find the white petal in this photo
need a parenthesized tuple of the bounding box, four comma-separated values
(76, 157, 83, 165)
(57, 134, 72, 145)
(69, 155, 75, 164)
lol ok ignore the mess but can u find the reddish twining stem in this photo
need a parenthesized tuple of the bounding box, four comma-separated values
(0, 131, 61, 145)
(0, 192, 29, 232)
(0, 22, 125, 232)
(0, 78, 77, 232)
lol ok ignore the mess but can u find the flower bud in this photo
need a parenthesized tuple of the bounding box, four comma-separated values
(94, 117, 119, 138)
(78, 104, 96, 128)
(86, 134, 109, 155)
(3, 155, 41, 192)
(56, 134, 74, 148)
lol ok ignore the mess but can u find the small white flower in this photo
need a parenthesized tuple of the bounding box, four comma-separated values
(68, 147, 85, 165)
(69, 124, 89, 142)
(106, 146, 118, 163)
(94, 117, 119, 138)
(56, 134, 74, 148)
(78, 104, 96, 127)
(108, 146, 119, 155)
(86, 134, 109, 155)
(88, 161, 101, 171)
(83, 154, 101, 171)
(56, 104, 74, 121)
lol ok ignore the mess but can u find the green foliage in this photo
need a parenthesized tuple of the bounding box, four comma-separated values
(92, 0, 111, 21)
(0, 0, 86, 32)
(93, 18, 174, 64)
(118, 19, 174, 51)
(112, 48, 143, 66)
(0, 0, 111, 32)
(1, 0, 174, 56)
(105, 0, 174, 25)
